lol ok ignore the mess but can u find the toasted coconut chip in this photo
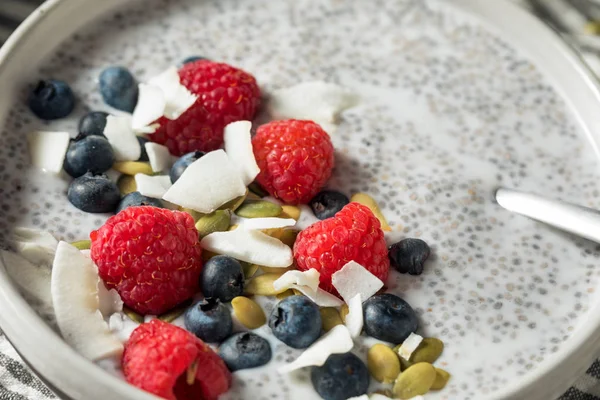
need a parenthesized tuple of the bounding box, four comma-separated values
(278, 325, 353, 373)
(267, 81, 359, 133)
(26, 131, 70, 173)
(273, 269, 320, 292)
(1, 250, 52, 310)
(103, 115, 141, 161)
(396, 332, 424, 361)
(135, 174, 172, 199)
(145, 142, 173, 172)
(131, 83, 166, 131)
(224, 120, 260, 185)
(289, 284, 344, 307)
(344, 293, 363, 338)
(332, 260, 384, 304)
(51, 242, 123, 361)
(11, 227, 58, 266)
(148, 66, 197, 120)
(162, 150, 246, 214)
(201, 229, 293, 268)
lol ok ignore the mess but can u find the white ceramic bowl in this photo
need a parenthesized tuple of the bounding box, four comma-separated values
(2, 1, 600, 399)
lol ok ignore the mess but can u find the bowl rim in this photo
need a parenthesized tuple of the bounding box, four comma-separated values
(0, 1, 159, 399)
(2, 0, 600, 399)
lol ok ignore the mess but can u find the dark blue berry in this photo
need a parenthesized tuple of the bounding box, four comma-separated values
(268, 295, 321, 349)
(63, 135, 115, 178)
(218, 332, 272, 371)
(170, 151, 205, 183)
(67, 172, 120, 213)
(200, 255, 244, 302)
(184, 299, 232, 343)
(99, 66, 138, 112)
(310, 352, 369, 400)
(78, 111, 108, 137)
(362, 293, 418, 343)
(388, 238, 430, 275)
(28, 79, 75, 120)
(182, 56, 207, 64)
(310, 190, 349, 220)
(116, 192, 163, 214)
(137, 136, 149, 162)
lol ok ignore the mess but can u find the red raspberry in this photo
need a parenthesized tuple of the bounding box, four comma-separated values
(150, 60, 261, 156)
(252, 120, 334, 204)
(293, 202, 389, 294)
(90, 206, 202, 315)
(123, 319, 231, 400)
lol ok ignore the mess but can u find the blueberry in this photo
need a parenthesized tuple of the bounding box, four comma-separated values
(218, 332, 272, 371)
(137, 136, 149, 162)
(78, 111, 108, 137)
(99, 66, 138, 112)
(268, 295, 321, 349)
(67, 172, 120, 213)
(116, 192, 163, 213)
(182, 56, 207, 64)
(309, 190, 349, 220)
(388, 238, 430, 275)
(310, 352, 369, 400)
(170, 151, 205, 183)
(362, 293, 418, 343)
(28, 79, 75, 120)
(184, 299, 232, 343)
(63, 135, 115, 178)
(200, 255, 244, 302)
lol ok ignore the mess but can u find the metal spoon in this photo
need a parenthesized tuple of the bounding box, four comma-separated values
(495, 187, 600, 243)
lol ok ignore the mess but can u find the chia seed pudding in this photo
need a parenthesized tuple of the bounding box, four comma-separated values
(1, 0, 599, 399)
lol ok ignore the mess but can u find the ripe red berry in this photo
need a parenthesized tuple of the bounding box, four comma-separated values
(293, 202, 389, 294)
(150, 60, 260, 156)
(90, 206, 202, 315)
(123, 319, 231, 400)
(252, 120, 334, 204)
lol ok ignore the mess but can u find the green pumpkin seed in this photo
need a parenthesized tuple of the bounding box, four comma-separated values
(276, 289, 295, 300)
(340, 304, 349, 323)
(232, 296, 266, 329)
(71, 240, 91, 250)
(431, 368, 451, 390)
(245, 273, 286, 296)
(235, 200, 283, 218)
(117, 175, 137, 195)
(280, 205, 301, 220)
(202, 250, 220, 262)
(195, 210, 231, 238)
(123, 306, 144, 323)
(350, 192, 391, 231)
(112, 161, 153, 176)
(180, 207, 205, 222)
(392, 362, 436, 399)
(368, 344, 401, 383)
(248, 182, 268, 198)
(158, 301, 191, 323)
(279, 230, 298, 248)
(320, 307, 343, 332)
(260, 265, 294, 274)
(241, 262, 259, 279)
(219, 191, 247, 212)
(410, 337, 444, 364)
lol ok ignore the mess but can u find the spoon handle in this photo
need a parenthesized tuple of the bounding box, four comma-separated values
(495, 187, 600, 243)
